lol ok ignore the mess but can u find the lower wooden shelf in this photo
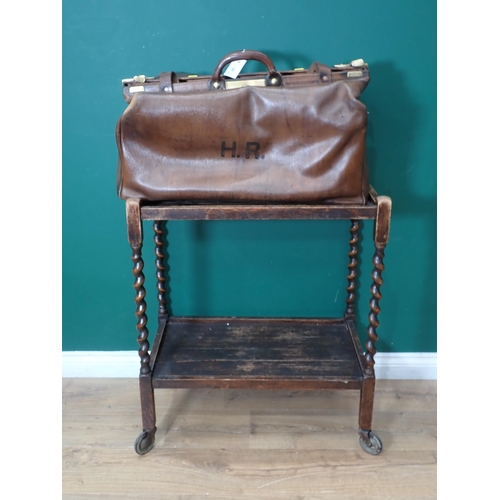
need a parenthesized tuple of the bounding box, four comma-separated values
(151, 316, 365, 390)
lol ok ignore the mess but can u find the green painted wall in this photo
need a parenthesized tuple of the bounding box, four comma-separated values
(63, 0, 436, 352)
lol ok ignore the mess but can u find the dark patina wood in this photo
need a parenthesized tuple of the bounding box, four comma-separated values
(131, 244, 150, 376)
(345, 219, 360, 318)
(153, 220, 168, 315)
(141, 203, 377, 221)
(355, 195, 391, 455)
(126, 199, 151, 377)
(346, 319, 366, 372)
(148, 315, 168, 370)
(365, 196, 392, 376)
(126, 199, 157, 450)
(139, 375, 156, 429)
(126, 188, 392, 455)
(359, 376, 376, 431)
(374, 196, 392, 246)
(152, 317, 363, 390)
(365, 246, 385, 376)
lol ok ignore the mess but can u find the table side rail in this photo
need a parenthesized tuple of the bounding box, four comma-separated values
(346, 319, 369, 376)
(141, 204, 377, 221)
(149, 314, 169, 370)
(165, 315, 347, 325)
(152, 377, 364, 390)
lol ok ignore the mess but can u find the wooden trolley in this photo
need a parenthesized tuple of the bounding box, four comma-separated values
(125, 188, 392, 455)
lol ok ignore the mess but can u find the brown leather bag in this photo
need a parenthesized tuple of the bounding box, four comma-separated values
(116, 50, 370, 204)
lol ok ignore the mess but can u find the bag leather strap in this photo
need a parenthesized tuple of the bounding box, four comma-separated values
(159, 72, 178, 92)
(309, 62, 332, 83)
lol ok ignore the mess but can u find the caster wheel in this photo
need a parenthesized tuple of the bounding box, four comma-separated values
(359, 431, 382, 455)
(134, 429, 155, 455)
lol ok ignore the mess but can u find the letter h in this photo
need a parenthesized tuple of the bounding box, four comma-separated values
(221, 141, 237, 158)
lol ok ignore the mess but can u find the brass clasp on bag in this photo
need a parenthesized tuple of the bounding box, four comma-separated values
(224, 78, 267, 90)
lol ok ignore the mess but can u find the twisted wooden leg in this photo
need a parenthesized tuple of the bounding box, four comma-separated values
(345, 220, 360, 318)
(358, 195, 391, 455)
(153, 220, 168, 316)
(127, 199, 156, 454)
(364, 245, 385, 376)
(358, 248, 385, 452)
(362, 195, 391, 376)
(131, 243, 151, 376)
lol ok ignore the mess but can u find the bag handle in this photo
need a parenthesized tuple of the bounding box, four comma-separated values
(209, 50, 283, 90)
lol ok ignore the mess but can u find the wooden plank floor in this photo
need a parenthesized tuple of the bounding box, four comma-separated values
(62, 379, 436, 499)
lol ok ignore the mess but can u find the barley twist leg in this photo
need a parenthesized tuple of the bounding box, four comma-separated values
(358, 195, 391, 456)
(364, 246, 385, 376)
(153, 220, 168, 316)
(127, 199, 156, 455)
(132, 244, 151, 375)
(345, 220, 360, 318)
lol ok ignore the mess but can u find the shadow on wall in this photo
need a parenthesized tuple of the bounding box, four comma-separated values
(364, 60, 436, 215)
(361, 60, 436, 351)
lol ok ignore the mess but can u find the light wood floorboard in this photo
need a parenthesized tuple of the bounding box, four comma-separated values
(62, 379, 436, 499)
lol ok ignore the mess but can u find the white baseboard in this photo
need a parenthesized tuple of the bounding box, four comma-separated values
(62, 351, 436, 380)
